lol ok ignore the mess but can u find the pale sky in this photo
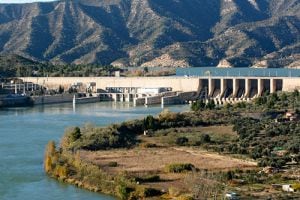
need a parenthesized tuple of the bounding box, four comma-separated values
(0, 0, 57, 3)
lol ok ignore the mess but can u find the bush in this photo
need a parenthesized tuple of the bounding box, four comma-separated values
(108, 161, 118, 167)
(165, 163, 195, 173)
(176, 137, 189, 146)
(131, 186, 162, 198)
(177, 195, 194, 200)
(71, 127, 81, 141)
(141, 187, 162, 197)
(135, 175, 160, 183)
(140, 143, 157, 148)
(117, 184, 133, 200)
(200, 134, 211, 143)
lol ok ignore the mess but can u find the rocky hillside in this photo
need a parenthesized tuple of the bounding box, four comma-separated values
(0, 0, 299, 67)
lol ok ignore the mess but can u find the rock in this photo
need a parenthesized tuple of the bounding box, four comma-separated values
(217, 59, 233, 68)
(141, 54, 189, 68)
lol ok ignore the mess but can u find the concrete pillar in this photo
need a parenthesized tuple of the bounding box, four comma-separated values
(258, 79, 263, 97)
(245, 78, 250, 98)
(220, 78, 226, 98)
(114, 93, 118, 102)
(232, 78, 238, 98)
(208, 78, 215, 97)
(270, 79, 276, 93)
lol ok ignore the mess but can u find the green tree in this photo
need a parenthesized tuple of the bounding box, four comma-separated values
(144, 115, 155, 130)
(206, 100, 216, 110)
(191, 100, 205, 111)
(70, 127, 81, 142)
(292, 89, 299, 98)
(58, 85, 64, 94)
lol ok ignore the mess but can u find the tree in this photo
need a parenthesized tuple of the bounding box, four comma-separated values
(206, 100, 216, 110)
(144, 115, 155, 130)
(70, 127, 81, 142)
(143, 67, 149, 74)
(292, 89, 299, 98)
(44, 141, 57, 173)
(191, 100, 206, 111)
(58, 85, 64, 94)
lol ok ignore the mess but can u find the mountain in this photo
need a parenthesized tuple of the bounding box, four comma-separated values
(0, 54, 41, 77)
(0, 0, 299, 68)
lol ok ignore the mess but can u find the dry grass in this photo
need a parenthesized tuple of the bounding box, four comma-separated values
(80, 147, 256, 173)
(79, 146, 256, 192)
(77, 126, 256, 194)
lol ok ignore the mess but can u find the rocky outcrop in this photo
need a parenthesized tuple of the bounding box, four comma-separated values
(141, 54, 189, 68)
(217, 59, 233, 68)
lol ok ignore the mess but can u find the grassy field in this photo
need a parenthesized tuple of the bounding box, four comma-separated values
(75, 125, 256, 198)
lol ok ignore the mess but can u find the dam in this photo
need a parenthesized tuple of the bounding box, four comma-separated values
(20, 75, 300, 106)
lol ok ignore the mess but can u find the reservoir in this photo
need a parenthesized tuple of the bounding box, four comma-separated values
(0, 102, 188, 200)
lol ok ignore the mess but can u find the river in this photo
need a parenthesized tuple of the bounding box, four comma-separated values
(0, 102, 188, 200)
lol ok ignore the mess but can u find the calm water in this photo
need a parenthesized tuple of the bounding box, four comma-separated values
(176, 67, 300, 77)
(0, 102, 188, 200)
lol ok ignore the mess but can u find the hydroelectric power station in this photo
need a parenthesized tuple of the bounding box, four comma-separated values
(20, 68, 300, 106)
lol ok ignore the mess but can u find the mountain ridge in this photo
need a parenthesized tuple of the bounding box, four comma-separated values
(0, 0, 299, 67)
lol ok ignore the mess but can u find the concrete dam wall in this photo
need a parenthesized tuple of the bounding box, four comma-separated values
(21, 77, 201, 93)
(21, 76, 300, 104)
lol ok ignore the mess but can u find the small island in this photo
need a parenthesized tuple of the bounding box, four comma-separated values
(45, 91, 300, 199)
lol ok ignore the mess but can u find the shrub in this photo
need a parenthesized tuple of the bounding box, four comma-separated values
(135, 175, 160, 183)
(200, 134, 211, 143)
(132, 186, 162, 198)
(140, 143, 157, 148)
(165, 163, 195, 173)
(71, 127, 81, 141)
(177, 195, 194, 200)
(142, 187, 162, 197)
(225, 170, 234, 181)
(176, 137, 189, 146)
(292, 183, 300, 191)
(117, 184, 133, 200)
(108, 161, 118, 167)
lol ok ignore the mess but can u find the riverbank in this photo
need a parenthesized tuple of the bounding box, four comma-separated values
(44, 110, 256, 199)
(44, 130, 256, 199)
(45, 92, 300, 199)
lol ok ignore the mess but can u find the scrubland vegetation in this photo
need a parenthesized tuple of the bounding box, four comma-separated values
(45, 91, 300, 199)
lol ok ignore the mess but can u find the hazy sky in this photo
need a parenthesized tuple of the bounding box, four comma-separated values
(0, 0, 56, 3)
